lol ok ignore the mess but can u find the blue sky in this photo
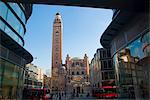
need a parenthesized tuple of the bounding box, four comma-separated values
(24, 5, 113, 74)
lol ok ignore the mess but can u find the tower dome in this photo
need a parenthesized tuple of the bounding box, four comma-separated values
(56, 12, 60, 15)
(60, 66, 66, 74)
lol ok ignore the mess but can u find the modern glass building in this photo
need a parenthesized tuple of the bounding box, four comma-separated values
(100, 7, 149, 99)
(0, 1, 33, 99)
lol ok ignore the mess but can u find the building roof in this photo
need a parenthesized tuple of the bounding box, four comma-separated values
(72, 57, 80, 60)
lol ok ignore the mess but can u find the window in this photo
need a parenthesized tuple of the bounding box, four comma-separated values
(77, 71, 79, 75)
(72, 63, 75, 67)
(82, 89, 84, 93)
(98, 83, 100, 87)
(101, 61, 104, 69)
(9, 3, 26, 24)
(107, 50, 111, 57)
(55, 48, 59, 51)
(81, 71, 84, 75)
(76, 62, 79, 66)
(73, 89, 75, 93)
(100, 51, 103, 58)
(72, 71, 74, 75)
(55, 31, 59, 36)
(80, 63, 84, 67)
(109, 71, 115, 79)
(103, 51, 106, 58)
(108, 60, 112, 69)
(103, 61, 107, 69)
(0, 2, 8, 20)
(104, 72, 108, 79)
(71, 77, 73, 80)
(28, 80, 32, 85)
(102, 72, 104, 80)
(7, 9, 24, 37)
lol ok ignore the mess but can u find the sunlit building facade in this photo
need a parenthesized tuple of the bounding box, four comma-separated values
(90, 48, 115, 90)
(0, 1, 33, 99)
(65, 54, 90, 98)
(90, 53, 102, 89)
(24, 63, 44, 89)
(100, 9, 149, 99)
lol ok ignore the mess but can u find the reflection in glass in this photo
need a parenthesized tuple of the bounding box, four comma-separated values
(113, 36, 147, 99)
(0, 59, 24, 99)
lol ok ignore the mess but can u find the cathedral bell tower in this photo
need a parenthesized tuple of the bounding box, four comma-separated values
(51, 13, 63, 91)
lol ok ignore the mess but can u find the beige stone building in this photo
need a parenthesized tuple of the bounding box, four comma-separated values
(65, 54, 91, 98)
(43, 75, 52, 90)
(25, 63, 44, 89)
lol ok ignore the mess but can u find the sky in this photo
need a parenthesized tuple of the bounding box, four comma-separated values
(24, 5, 113, 74)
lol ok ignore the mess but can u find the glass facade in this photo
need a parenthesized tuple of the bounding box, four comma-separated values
(141, 31, 150, 56)
(9, 3, 26, 24)
(113, 30, 150, 99)
(0, 58, 24, 99)
(0, 1, 33, 99)
(0, 2, 26, 46)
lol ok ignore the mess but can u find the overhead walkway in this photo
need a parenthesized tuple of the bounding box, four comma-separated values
(5, 0, 147, 11)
